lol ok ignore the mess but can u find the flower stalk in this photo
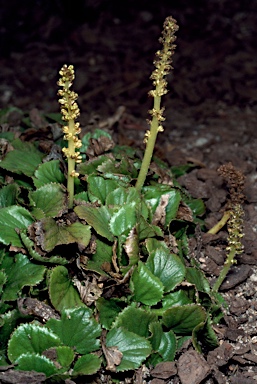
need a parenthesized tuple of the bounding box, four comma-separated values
(135, 16, 179, 192)
(58, 64, 82, 209)
(212, 163, 245, 292)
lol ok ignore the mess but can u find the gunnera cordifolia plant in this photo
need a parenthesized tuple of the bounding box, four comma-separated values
(0, 16, 241, 383)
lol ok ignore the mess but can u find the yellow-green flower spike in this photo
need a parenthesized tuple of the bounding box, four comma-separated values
(58, 64, 82, 209)
(136, 16, 178, 192)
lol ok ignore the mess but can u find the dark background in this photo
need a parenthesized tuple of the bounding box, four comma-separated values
(0, 0, 256, 122)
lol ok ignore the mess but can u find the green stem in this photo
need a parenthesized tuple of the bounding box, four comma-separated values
(135, 95, 161, 192)
(212, 247, 236, 292)
(67, 120, 76, 209)
(207, 211, 231, 235)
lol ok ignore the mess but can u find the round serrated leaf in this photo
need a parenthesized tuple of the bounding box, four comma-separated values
(15, 353, 57, 377)
(8, 323, 61, 362)
(109, 202, 137, 236)
(130, 261, 164, 305)
(48, 266, 83, 311)
(106, 327, 151, 372)
(29, 183, 67, 217)
(33, 160, 66, 188)
(0, 206, 34, 247)
(47, 307, 101, 354)
(72, 353, 101, 376)
(162, 304, 206, 334)
(146, 239, 186, 292)
(113, 305, 157, 337)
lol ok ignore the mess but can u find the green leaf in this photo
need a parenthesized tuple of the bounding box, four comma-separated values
(0, 184, 19, 208)
(146, 239, 186, 292)
(1, 253, 46, 301)
(185, 198, 205, 217)
(8, 323, 61, 362)
(87, 175, 119, 204)
(0, 206, 34, 247)
(162, 290, 193, 310)
(192, 316, 219, 349)
(78, 155, 109, 175)
(15, 353, 58, 377)
(47, 307, 101, 354)
(130, 261, 164, 305)
(74, 191, 89, 203)
(186, 267, 211, 294)
(33, 160, 66, 188)
(162, 304, 206, 335)
(0, 309, 23, 347)
(37, 217, 91, 252)
(29, 183, 67, 218)
(138, 217, 163, 240)
(143, 185, 181, 226)
(149, 321, 177, 362)
(106, 187, 140, 206)
(109, 202, 138, 236)
(48, 266, 83, 311)
(96, 297, 124, 329)
(0, 270, 7, 295)
(113, 306, 157, 337)
(86, 238, 113, 276)
(53, 346, 75, 369)
(0, 139, 44, 176)
(72, 353, 101, 376)
(106, 327, 151, 372)
(75, 205, 114, 241)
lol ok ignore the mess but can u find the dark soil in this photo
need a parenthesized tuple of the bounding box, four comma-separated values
(1, 1, 257, 383)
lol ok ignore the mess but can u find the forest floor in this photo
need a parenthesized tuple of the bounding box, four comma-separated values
(0, 0, 257, 383)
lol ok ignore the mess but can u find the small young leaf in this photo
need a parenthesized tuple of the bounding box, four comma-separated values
(8, 323, 61, 362)
(48, 266, 83, 311)
(1, 253, 46, 301)
(29, 183, 67, 218)
(33, 160, 66, 188)
(0, 206, 34, 247)
(106, 327, 152, 372)
(145, 239, 186, 292)
(72, 354, 101, 376)
(162, 304, 206, 335)
(130, 261, 164, 305)
(47, 307, 101, 354)
(113, 305, 157, 337)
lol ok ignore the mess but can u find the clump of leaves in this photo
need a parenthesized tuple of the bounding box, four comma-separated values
(0, 16, 223, 383)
